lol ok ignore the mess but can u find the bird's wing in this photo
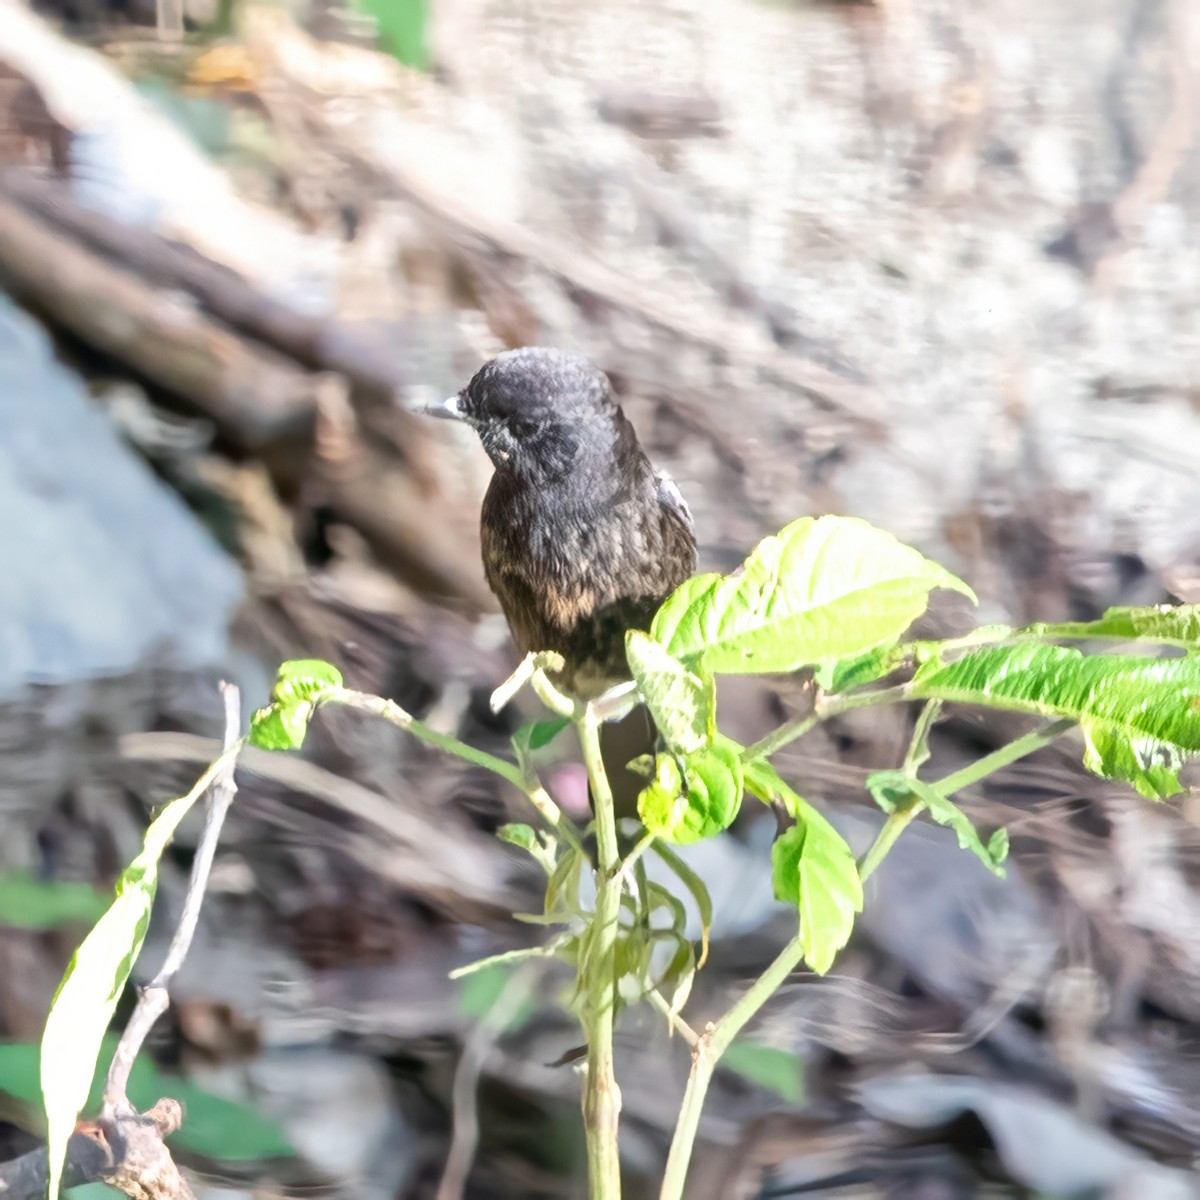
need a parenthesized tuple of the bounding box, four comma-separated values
(655, 469, 694, 533)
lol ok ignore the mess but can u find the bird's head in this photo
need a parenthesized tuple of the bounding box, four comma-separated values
(423, 347, 621, 474)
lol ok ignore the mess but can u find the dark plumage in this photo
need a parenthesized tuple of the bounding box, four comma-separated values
(436, 347, 696, 693)
(427, 347, 697, 810)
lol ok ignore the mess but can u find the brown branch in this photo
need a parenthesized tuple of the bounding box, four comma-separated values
(0, 686, 242, 1200)
(0, 186, 317, 449)
(0, 168, 430, 409)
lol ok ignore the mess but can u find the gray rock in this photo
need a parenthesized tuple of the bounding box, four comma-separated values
(0, 293, 241, 694)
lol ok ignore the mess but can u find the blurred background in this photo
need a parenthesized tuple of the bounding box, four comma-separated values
(1, 0, 1200, 1195)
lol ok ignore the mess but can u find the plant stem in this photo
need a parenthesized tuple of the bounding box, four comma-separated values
(333, 689, 583, 853)
(662, 715, 1078, 1198)
(660, 934, 806, 1200)
(577, 705, 624, 1199)
(742, 685, 908, 764)
(859, 717, 1075, 882)
(929, 717, 1075, 798)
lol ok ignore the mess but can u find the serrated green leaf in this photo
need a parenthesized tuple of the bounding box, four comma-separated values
(818, 642, 909, 693)
(625, 631, 714, 754)
(40, 753, 232, 1197)
(721, 1040, 805, 1105)
(651, 516, 975, 678)
(639, 743, 743, 845)
(247, 701, 312, 751)
(0, 872, 107, 931)
(866, 770, 1008, 876)
(751, 762, 861, 974)
(1030, 604, 1200, 649)
(248, 660, 343, 752)
(912, 644, 1200, 799)
(271, 658, 344, 703)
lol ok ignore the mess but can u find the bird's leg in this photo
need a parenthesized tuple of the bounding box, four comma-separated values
(490, 650, 568, 714)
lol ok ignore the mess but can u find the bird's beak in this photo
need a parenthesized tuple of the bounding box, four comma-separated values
(413, 392, 467, 421)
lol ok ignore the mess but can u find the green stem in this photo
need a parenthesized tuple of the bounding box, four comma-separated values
(859, 717, 1075, 882)
(928, 717, 1075, 798)
(742, 686, 908, 764)
(333, 689, 583, 853)
(660, 933, 805, 1200)
(577, 706, 624, 1200)
(663, 715, 1078, 1198)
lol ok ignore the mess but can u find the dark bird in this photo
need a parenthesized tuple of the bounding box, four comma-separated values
(425, 346, 697, 811)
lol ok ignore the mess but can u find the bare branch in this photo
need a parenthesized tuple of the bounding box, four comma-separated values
(104, 683, 242, 1115)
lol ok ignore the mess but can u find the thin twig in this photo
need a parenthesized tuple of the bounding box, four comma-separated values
(436, 964, 539, 1200)
(103, 684, 242, 1116)
(645, 987, 700, 1048)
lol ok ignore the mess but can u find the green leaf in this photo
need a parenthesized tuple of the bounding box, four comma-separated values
(271, 658, 343, 703)
(912, 643, 1200, 799)
(40, 757, 227, 1198)
(248, 659, 344, 751)
(750, 762, 862, 974)
(348, 0, 428, 69)
(651, 516, 975, 678)
(1030, 604, 1200, 649)
(456, 963, 536, 1033)
(0, 1038, 292, 1163)
(651, 843, 714, 967)
(0, 872, 107, 930)
(721, 1040, 804, 1105)
(657, 940, 697, 1019)
(639, 743, 743, 845)
(497, 823, 538, 853)
(544, 848, 584, 920)
(625, 631, 714, 754)
(821, 642, 909, 693)
(511, 716, 571, 764)
(866, 770, 1008, 876)
(128, 1055, 292, 1161)
(247, 702, 312, 751)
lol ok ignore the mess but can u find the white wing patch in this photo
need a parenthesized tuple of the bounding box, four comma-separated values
(656, 470, 694, 531)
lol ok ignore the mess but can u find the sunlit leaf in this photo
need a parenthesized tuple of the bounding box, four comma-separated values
(247, 702, 311, 751)
(639, 743, 743, 845)
(40, 754, 232, 1197)
(867, 770, 1008, 876)
(651, 516, 975, 678)
(1030, 604, 1200, 649)
(271, 659, 343, 703)
(912, 643, 1200, 799)
(625, 631, 714, 754)
(749, 761, 861, 974)
(248, 659, 344, 752)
